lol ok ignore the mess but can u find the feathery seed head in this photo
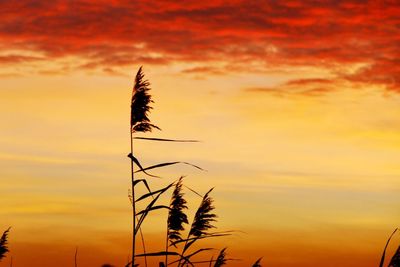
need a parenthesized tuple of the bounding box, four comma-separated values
(168, 177, 188, 243)
(130, 67, 160, 132)
(189, 188, 217, 237)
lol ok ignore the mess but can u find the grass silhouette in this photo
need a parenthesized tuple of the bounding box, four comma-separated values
(380, 228, 400, 267)
(0, 228, 10, 262)
(126, 67, 262, 266)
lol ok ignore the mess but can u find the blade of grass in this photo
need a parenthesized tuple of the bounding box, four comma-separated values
(128, 153, 160, 178)
(134, 161, 205, 173)
(137, 205, 170, 215)
(135, 183, 174, 234)
(134, 137, 199, 142)
(136, 183, 174, 202)
(380, 228, 398, 267)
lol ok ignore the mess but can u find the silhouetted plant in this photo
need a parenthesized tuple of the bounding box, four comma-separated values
(165, 177, 188, 265)
(129, 66, 160, 267)
(130, 66, 160, 133)
(175, 189, 220, 267)
(188, 188, 216, 238)
(384, 228, 400, 267)
(0, 228, 10, 262)
(127, 67, 262, 267)
(389, 244, 400, 267)
(251, 258, 262, 267)
(380, 228, 400, 267)
(213, 248, 227, 267)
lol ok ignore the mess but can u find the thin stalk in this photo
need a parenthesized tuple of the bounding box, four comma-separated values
(379, 228, 398, 267)
(138, 225, 148, 267)
(74, 247, 78, 267)
(177, 232, 190, 267)
(165, 227, 169, 266)
(130, 130, 136, 267)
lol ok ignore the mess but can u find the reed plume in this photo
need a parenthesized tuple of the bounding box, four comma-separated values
(213, 248, 227, 267)
(165, 177, 188, 266)
(251, 258, 262, 267)
(189, 188, 217, 238)
(389, 244, 400, 267)
(131, 66, 160, 133)
(176, 188, 217, 266)
(168, 177, 189, 243)
(0, 228, 10, 262)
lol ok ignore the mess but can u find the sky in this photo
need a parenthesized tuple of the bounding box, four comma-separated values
(0, 1, 400, 266)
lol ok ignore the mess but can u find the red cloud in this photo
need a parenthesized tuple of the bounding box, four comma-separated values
(244, 78, 339, 97)
(0, 1, 398, 91)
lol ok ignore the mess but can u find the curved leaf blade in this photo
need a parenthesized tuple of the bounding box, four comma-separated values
(134, 137, 199, 142)
(127, 153, 160, 178)
(134, 161, 205, 174)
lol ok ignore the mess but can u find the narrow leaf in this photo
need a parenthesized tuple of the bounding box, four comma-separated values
(135, 183, 174, 234)
(172, 232, 233, 247)
(133, 179, 152, 195)
(179, 248, 213, 266)
(127, 153, 160, 178)
(136, 183, 173, 202)
(380, 228, 398, 267)
(134, 137, 199, 142)
(184, 185, 203, 198)
(134, 161, 205, 173)
(137, 205, 170, 216)
(136, 251, 180, 257)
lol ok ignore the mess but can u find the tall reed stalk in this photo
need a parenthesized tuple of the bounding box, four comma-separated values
(129, 126, 136, 266)
(129, 67, 159, 266)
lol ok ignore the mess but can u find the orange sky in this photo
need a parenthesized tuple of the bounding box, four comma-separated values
(1, 1, 400, 267)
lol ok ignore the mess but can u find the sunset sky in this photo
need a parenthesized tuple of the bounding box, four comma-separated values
(1, 1, 400, 266)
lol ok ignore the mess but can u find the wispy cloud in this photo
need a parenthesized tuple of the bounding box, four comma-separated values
(0, 1, 398, 91)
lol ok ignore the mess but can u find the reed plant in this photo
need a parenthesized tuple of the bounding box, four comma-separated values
(127, 67, 263, 266)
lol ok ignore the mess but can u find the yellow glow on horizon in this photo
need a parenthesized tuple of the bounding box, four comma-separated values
(1, 66, 400, 267)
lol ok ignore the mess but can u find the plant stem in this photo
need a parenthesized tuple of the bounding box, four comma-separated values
(138, 225, 148, 267)
(74, 247, 78, 267)
(130, 129, 136, 267)
(177, 233, 190, 267)
(165, 227, 169, 266)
